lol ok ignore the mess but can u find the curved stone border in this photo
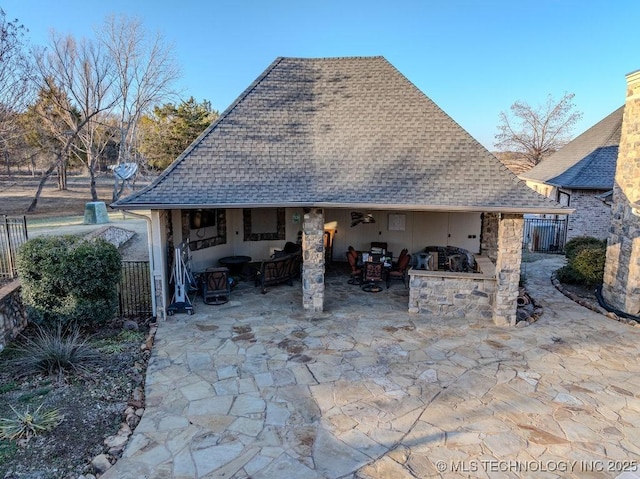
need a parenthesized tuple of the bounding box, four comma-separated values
(550, 271, 640, 327)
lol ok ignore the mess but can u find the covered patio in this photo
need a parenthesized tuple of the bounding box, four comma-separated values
(113, 56, 570, 325)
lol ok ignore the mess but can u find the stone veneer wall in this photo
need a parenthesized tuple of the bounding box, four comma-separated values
(0, 280, 27, 350)
(408, 270, 495, 319)
(481, 212, 499, 264)
(302, 208, 325, 312)
(493, 214, 524, 326)
(565, 189, 611, 241)
(603, 70, 640, 315)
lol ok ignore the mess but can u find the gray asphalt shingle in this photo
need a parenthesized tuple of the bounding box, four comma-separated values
(546, 145, 618, 189)
(114, 56, 565, 213)
(521, 106, 623, 189)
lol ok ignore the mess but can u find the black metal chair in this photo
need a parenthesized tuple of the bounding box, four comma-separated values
(202, 267, 231, 305)
(362, 261, 385, 292)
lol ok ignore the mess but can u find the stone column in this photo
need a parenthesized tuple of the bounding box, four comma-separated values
(493, 214, 524, 326)
(302, 208, 325, 312)
(481, 212, 499, 264)
(603, 70, 640, 315)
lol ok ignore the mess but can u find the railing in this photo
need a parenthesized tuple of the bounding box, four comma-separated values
(118, 261, 153, 318)
(522, 217, 568, 254)
(0, 216, 28, 280)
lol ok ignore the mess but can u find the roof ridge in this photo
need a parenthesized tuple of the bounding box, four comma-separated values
(601, 113, 623, 146)
(278, 55, 386, 61)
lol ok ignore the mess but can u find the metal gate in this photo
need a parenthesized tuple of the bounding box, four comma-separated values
(0, 215, 28, 280)
(118, 261, 153, 318)
(522, 217, 568, 254)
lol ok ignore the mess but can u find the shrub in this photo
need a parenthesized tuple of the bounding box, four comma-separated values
(572, 246, 606, 287)
(0, 403, 63, 441)
(9, 325, 101, 380)
(564, 236, 606, 261)
(557, 237, 607, 288)
(17, 235, 122, 327)
(555, 265, 583, 284)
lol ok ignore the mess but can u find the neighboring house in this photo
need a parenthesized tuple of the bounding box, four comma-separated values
(520, 107, 623, 241)
(112, 56, 568, 325)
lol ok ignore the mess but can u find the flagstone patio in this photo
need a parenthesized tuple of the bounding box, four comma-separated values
(100, 257, 640, 479)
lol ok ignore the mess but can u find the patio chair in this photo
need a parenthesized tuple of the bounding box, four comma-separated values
(362, 261, 385, 292)
(387, 249, 411, 289)
(347, 246, 362, 285)
(202, 267, 231, 305)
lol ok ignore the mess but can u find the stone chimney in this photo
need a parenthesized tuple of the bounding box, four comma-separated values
(602, 69, 640, 315)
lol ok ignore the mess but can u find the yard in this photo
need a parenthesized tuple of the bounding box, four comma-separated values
(0, 323, 152, 478)
(0, 172, 155, 478)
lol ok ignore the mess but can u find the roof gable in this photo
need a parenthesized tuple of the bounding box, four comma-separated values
(521, 106, 623, 186)
(114, 56, 564, 213)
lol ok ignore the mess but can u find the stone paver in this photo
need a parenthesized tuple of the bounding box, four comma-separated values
(101, 257, 640, 478)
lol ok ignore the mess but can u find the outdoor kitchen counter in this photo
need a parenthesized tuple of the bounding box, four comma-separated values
(408, 256, 496, 318)
(408, 255, 496, 280)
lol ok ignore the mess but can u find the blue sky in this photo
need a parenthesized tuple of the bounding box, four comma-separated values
(3, 0, 638, 150)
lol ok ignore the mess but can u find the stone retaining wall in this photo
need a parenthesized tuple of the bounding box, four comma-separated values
(0, 280, 27, 350)
(408, 257, 496, 319)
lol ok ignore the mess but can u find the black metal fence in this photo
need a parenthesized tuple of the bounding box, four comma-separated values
(118, 261, 153, 318)
(0, 215, 28, 280)
(522, 217, 568, 254)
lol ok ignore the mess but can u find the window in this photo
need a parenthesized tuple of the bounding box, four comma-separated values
(243, 208, 286, 241)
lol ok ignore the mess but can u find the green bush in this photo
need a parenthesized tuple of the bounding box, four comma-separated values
(555, 264, 583, 284)
(564, 236, 607, 261)
(17, 235, 122, 327)
(557, 237, 606, 287)
(572, 246, 606, 287)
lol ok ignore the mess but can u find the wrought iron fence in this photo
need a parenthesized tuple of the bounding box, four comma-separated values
(118, 261, 153, 318)
(0, 215, 28, 280)
(522, 217, 568, 254)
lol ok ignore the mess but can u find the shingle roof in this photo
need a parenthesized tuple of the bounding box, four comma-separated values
(520, 106, 623, 189)
(114, 56, 566, 213)
(546, 145, 618, 189)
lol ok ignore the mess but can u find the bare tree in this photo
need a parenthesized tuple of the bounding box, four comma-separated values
(97, 15, 180, 199)
(494, 92, 583, 168)
(0, 9, 33, 176)
(28, 32, 120, 211)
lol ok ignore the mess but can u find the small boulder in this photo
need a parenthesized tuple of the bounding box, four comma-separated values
(91, 454, 112, 474)
(104, 434, 128, 449)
